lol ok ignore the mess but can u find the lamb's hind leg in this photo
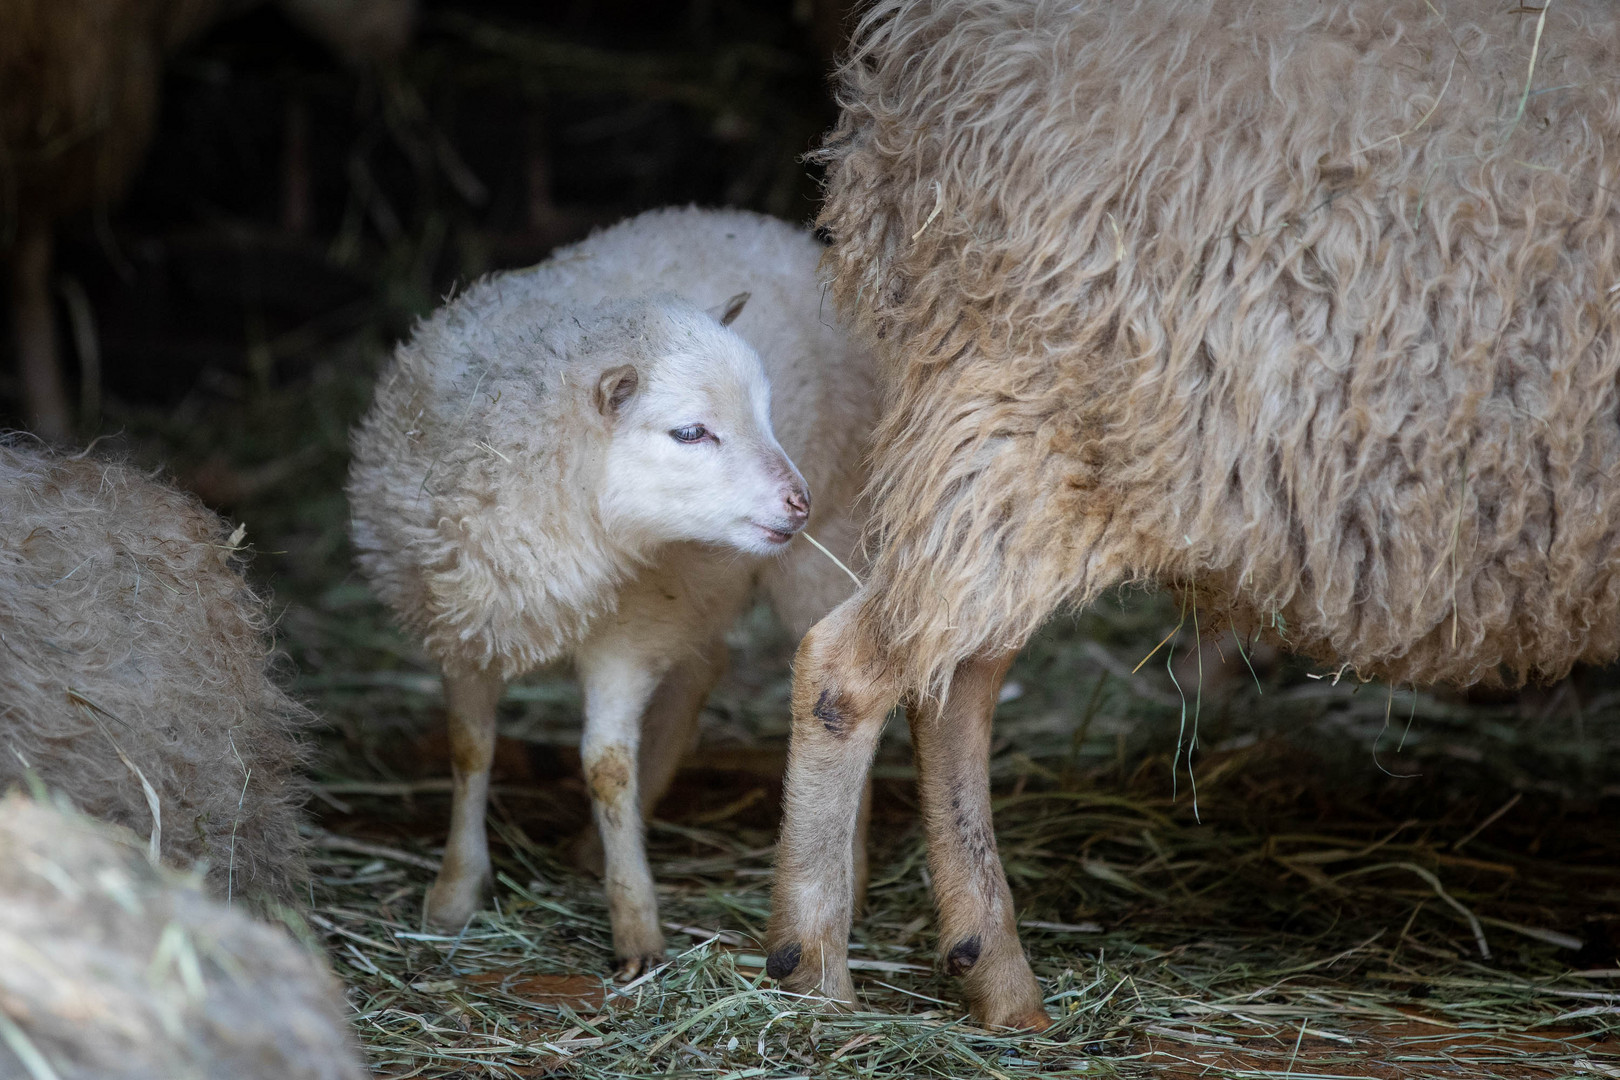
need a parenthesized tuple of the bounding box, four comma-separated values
(635, 640, 725, 823)
(767, 596, 898, 1005)
(911, 653, 1049, 1030)
(424, 668, 505, 928)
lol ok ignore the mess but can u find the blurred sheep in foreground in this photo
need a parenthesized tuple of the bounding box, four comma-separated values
(0, 441, 312, 903)
(0, 792, 364, 1080)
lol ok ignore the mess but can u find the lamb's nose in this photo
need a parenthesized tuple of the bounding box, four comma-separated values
(784, 485, 811, 529)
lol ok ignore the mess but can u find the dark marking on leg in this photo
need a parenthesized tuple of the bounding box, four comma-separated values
(812, 689, 850, 738)
(766, 942, 802, 979)
(946, 935, 982, 976)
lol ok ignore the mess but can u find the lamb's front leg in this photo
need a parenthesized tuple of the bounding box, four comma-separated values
(767, 598, 898, 1005)
(577, 645, 667, 979)
(424, 668, 505, 928)
(911, 653, 1049, 1030)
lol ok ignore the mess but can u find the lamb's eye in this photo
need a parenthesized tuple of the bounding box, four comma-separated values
(670, 425, 710, 444)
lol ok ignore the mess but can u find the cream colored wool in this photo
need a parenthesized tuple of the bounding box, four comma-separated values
(349, 206, 873, 681)
(817, 0, 1620, 698)
(0, 793, 364, 1080)
(348, 206, 876, 953)
(0, 442, 312, 902)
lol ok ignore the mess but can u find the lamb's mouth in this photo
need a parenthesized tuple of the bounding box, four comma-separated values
(752, 522, 797, 545)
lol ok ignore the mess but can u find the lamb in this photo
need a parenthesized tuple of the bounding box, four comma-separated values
(0, 792, 365, 1080)
(348, 206, 876, 976)
(0, 441, 313, 903)
(1, 0, 414, 443)
(765, 0, 1620, 1030)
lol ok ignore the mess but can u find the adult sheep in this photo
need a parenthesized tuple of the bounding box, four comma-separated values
(766, 0, 1620, 1030)
(0, 441, 312, 903)
(0, 793, 364, 1080)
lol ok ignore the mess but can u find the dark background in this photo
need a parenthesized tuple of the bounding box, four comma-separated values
(1, 0, 846, 429)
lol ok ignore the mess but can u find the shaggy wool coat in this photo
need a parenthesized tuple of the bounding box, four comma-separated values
(0, 443, 312, 902)
(818, 0, 1620, 696)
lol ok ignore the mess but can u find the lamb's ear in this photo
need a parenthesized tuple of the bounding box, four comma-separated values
(708, 291, 750, 327)
(596, 365, 639, 417)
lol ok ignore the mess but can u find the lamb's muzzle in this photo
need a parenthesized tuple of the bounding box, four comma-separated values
(758, 462, 812, 542)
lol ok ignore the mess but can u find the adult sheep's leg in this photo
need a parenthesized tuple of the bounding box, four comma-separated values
(766, 596, 898, 1005)
(8, 220, 71, 443)
(911, 653, 1049, 1030)
(764, 519, 874, 910)
(424, 668, 505, 928)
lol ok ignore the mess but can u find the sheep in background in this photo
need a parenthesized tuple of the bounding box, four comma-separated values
(0, 441, 312, 903)
(349, 206, 876, 977)
(0, 792, 365, 1080)
(0, 0, 415, 443)
(767, 0, 1620, 1029)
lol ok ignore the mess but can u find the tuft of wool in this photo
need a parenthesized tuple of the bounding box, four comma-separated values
(0, 441, 312, 903)
(0, 793, 364, 1080)
(817, 0, 1620, 696)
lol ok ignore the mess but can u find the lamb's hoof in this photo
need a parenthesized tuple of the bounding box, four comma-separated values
(965, 1003, 1056, 1036)
(612, 954, 664, 982)
(423, 876, 485, 930)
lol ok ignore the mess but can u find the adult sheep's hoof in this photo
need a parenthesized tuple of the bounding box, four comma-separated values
(956, 939, 1049, 1033)
(768, 941, 858, 1007)
(423, 874, 485, 930)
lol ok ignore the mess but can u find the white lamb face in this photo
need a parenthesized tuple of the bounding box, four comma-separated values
(595, 309, 811, 557)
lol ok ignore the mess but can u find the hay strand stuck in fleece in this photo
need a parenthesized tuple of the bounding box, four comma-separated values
(817, 0, 1620, 698)
(0, 441, 313, 903)
(0, 792, 364, 1080)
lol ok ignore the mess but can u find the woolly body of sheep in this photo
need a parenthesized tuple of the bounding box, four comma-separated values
(0, 793, 363, 1080)
(818, 0, 1620, 695)
(0, 442, 312, 902)
(348, 206, 874, 680)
